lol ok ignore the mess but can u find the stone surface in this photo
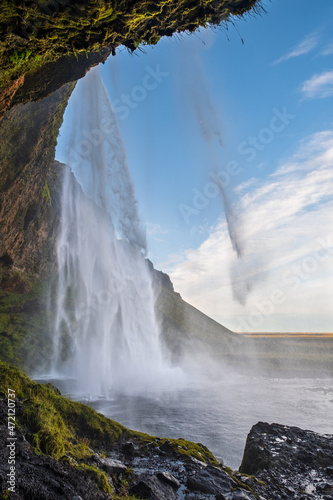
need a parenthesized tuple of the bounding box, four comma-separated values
(157, 470, 181, 489)
(231, 489, 256, 499)
(187, 465, 232, 495)
(129, 474, 177, 500)
(240, 421, 333, 500)
(99, 457, 127, 475)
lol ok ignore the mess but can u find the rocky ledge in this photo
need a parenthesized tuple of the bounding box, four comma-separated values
(0, 0, 262, 116)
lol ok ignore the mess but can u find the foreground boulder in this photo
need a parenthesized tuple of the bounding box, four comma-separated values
(240, 421, 333, 500)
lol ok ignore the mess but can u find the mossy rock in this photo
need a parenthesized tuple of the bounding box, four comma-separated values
(0, 0, 262, 110)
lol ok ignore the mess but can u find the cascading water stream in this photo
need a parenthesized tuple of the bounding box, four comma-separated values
(52, 67, 178, 397)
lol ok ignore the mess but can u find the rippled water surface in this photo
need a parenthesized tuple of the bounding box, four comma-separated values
(46, 374, 333, 470)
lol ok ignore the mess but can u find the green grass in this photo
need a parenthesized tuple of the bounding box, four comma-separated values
(74, 464, 113, 494)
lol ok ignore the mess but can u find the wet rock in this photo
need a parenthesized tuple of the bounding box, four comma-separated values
(122, 441, 137, 457)
(231, 490, 256, 500)
(159, 439, 174, 454)
(187, 465, 232, 495)
(129, 474, 177, 499)
(240, 422, 333, 500)
(186, 494, 216, 499)
(317, 482, 333, 493)
(99, 457, 127, 475)
(18, 449, 30, 460)
(189, 457, 209, 468)
(156, 470, 181, 489)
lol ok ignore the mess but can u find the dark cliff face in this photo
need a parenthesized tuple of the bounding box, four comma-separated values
(0, 49, 111, 120)
(0, 85, 75, 285)
(0, 87, 75, 369)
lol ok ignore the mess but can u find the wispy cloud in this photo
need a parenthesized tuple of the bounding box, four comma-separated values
(301, 71, 333, 99)
(166, 131, 333, 333)
(234, 177, 258, 194)
(321, 42, 333, 56)
(272, 33, 318, 65)
(146, 222, 168, 242)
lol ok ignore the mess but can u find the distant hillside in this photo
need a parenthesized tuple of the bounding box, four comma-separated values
(151, 266, 333, 377)
(150, 264, 243, 362)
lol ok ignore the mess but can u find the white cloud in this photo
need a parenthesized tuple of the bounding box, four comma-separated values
(301, 71, 333, 99)
(166, 131, 333, 333)
(272, 33, 318, 65)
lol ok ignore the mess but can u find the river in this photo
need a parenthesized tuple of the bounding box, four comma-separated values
(41, 373, 333, 470)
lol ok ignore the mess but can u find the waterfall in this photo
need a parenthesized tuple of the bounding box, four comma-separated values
(52, 67, 175, 397)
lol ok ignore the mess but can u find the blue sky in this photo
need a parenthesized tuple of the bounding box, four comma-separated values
(57, 0, 333, 332)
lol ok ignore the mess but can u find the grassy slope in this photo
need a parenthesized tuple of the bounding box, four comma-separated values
(156, 284, 243, 357)
(0, 0, 261, 88)
(0, 361, 219, 464)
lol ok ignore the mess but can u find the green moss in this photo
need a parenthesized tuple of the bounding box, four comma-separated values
(0, 279, 52, 369)
(157, 436, 218, 464)
(75, 464, 113, 494)
(0, 361, 118, 460)
(42, 179, 51, 205)
(9, 48, 33, 65)
(113, 496, 140, 500)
